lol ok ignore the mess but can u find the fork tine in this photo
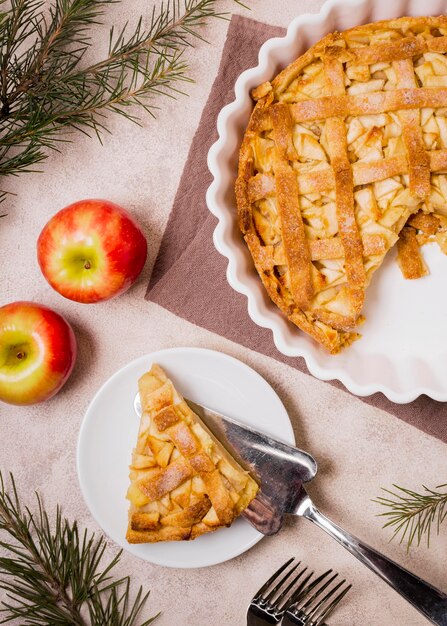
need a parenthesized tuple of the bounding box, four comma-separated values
(294, 569, 333, 609)
(275, 564, 309, 608)
(264, 562, 300, 602)
(313, 582, 352, 625)
(282, 569, 313, 609)
(277, 567, 310, 612)
(300, 571, 339, 612)
(254, 557, 295, 600)
(305, 577, 344, 619)
(286, 569, 333, 616)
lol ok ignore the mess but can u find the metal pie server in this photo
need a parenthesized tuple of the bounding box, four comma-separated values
(187, 400, 447, 626)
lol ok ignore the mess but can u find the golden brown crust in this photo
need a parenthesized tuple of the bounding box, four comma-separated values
(407, 210, 440, 235)
(126, 365, 259, 543)
(324, 55, 365, 321)
(397, 225, 428, 279)
(126, 526, 192, 544)
(270, 17, 447, 94)
(397, 210, 445, 280)
(394, 58, 430, 199)
(138, 459, 194, 502)
(310, 234, 385, 260)
(160, 497, 212, 527)
(275, 163, 314, 308)
(281, 87, 447, 123)
(130, 512, 160, 531)
(236, 15, 447, 352)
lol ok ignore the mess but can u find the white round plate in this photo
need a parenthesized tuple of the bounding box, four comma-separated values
(77, 347, 294, 568)
(206, 0, 447, 402)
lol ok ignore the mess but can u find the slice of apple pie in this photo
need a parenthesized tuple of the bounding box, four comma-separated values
(126, 364, 258, 543)
(236, 16, 447, 353)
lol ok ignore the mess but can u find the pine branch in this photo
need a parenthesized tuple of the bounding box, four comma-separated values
(0, 0, 248, 195)
(374, 482, 447, 550)
(0, 471, 159, 625)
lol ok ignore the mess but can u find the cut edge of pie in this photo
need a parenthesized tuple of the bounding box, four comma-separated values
(236, 15, 447, 354)
(126, 364, 259, 543)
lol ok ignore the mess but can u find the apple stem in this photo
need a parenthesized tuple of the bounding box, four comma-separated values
(84, 261, 91, 270)
(16, 351, 25, 360)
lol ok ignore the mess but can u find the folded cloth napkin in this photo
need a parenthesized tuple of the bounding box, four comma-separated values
(146, 14, 447, 443)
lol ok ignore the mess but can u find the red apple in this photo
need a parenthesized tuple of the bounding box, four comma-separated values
(0, 302, 77, 405)
(37, 199, 147, 303)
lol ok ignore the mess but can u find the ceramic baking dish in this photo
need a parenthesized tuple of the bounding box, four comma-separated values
(206, 0, 447, 402)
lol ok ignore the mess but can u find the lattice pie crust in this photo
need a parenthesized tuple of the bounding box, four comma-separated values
(236, 16, 447, 353)
(126, 365, 258, 543)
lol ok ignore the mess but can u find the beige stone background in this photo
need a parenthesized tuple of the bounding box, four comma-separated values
(1, 1, 447, 624)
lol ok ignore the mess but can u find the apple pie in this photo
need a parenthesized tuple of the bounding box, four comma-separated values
(236, 16, 447, 353)
(126, 364, 259, 543)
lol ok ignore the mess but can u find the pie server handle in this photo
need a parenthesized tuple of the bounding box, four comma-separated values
(296, 491, 447, 625)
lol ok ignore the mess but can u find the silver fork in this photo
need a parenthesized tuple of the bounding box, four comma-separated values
(247, 558, 313, 625)
(282, 571, 352, 626)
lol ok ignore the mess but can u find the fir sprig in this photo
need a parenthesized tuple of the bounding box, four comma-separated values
(0, 471, 158, 625)
(374, 482, 447, 550)
(0, 0, 246, 196)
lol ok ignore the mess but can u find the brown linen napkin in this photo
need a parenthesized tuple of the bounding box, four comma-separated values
(146, 14, 447, 444)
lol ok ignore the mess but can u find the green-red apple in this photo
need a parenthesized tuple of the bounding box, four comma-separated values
(37, 199, 147, 303)
(0, 302, 77, 405)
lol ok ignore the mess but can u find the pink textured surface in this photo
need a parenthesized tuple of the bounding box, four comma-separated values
(1, 3, 446, 625)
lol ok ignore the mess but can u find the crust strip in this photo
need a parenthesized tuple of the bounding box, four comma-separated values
(393, 59, 430, 199)
(397, 226, 428, 279)
(324, 57, 365, 318)
(271, 104, 314, 309)
(286, 88, 447, 124)
(247, 150, 447, 201)
(350, 34, 447, 65)
(310, 234, 386, 260)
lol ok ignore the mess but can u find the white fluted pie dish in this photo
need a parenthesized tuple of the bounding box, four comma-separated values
(206, 0, 447, 403)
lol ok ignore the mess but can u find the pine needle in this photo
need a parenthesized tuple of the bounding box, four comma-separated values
(0, 471, 159, 625)
(0, 0, 248, 198)
(374, 482, 447, 551)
